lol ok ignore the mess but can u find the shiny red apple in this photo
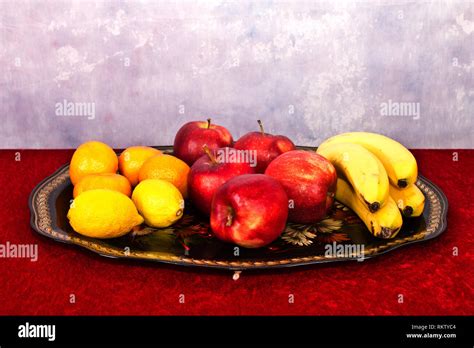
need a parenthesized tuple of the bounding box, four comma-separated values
(210, 174, 288, 248)
(234, 120, 295, 173)
(173, 119, 233, 166)
(265, 150, 337, 224)
(188, 146, 257, 215)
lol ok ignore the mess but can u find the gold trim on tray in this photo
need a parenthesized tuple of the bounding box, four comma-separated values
(29, 148, 447, 270)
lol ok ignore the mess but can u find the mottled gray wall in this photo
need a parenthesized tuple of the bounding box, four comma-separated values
(1, 0, 473, 149)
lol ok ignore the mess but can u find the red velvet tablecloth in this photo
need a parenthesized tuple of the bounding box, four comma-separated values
(0, 149, 472, 315)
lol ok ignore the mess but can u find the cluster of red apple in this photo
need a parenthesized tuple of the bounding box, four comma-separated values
(173, 119, 337, 248)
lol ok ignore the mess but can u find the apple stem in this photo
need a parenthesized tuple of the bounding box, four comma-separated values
(207, 118, 212, 129)
(257, 119, 265, 135)
(202, 144, 217, 164)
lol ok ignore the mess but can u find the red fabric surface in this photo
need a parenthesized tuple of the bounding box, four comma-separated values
(0, 149, 472, 315)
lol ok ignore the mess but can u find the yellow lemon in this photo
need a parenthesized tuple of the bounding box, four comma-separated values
(73, 173, 132, 198)
(70, 141, 118, 185)
(132, 179, 184, 228)
(67, 189, 144, 239)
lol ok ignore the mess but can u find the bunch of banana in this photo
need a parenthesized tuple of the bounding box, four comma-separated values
(335, 178, 403, 239)
(318, 132, 418, 188)
(317, 132, 425, 238)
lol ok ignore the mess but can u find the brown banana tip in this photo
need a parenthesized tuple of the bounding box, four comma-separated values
(369, 202, 380, 213)
(398, 179, 408, 188)
(380, 227, 399, 239)
(403, 206, 414, 217)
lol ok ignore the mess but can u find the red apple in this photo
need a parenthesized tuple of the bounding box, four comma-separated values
(234, 120, 295, 173)
(188, 146, 257, 215)
(173, 119, 233, 166)
(265, 150, 337, 224)
(210, 174, 288, 248)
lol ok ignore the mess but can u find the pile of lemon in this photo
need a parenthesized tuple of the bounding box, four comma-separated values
(67, 141, 190, 239)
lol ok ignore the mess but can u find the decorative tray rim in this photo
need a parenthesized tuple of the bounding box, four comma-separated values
(28, 146, 448, 271)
